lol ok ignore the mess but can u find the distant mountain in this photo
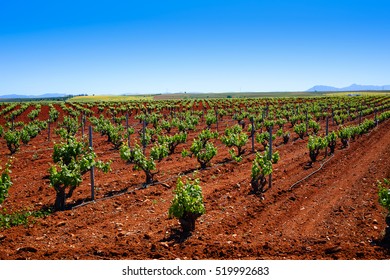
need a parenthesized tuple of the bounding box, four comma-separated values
(307, 84, 390, 92)
(0, 94, 26, 99)
(38, 93, 67, 98)
(0, 93, 67, 99)
(307, 85, 340, 92)
(343, 84, 390, 91)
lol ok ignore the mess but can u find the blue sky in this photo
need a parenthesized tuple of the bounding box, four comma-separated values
(0, 0, 389, 94)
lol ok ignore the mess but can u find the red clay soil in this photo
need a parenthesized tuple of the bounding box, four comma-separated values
(0, 110, 390, 260)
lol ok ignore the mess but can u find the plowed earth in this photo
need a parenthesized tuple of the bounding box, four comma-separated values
(0, 105, 389, 260)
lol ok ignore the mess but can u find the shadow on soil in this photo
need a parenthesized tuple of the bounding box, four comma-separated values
(103, 186, 130, 198)
(65, 186, 131, 209)
(373, 216, 390, 255)
(65, 198, 92, 210)
(160, 228, 192, 244)
(380, 216, 390, 248)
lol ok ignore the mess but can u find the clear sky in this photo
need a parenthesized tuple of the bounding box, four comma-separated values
(0, 0, 389, 95)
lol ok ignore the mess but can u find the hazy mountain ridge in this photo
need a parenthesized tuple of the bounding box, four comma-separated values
(307, 84, 390, 92)
(0, 93, 68, 99)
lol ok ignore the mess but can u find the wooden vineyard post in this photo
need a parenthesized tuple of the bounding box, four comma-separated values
(326, 116, 329, 135)
(251, 117, 255, 153)
(215, 107, 218, 132)
(268, 126, 273, 190)
(126, 112, 130, 147)
(305, 110, 308, 136)
(325, 116, 329, 156)
(215, 109, 218, 131)
(47, 120, 51, 142)
(126, 112, 129, 129)
(142, 119, 146, 154)
(89, 126, 95, 201)
(359, 110, 362, 124)
(332, 109, 335, 126)
(81, 113, 85, 139)
(85, 113, 87, 136)
(375, 108, 378, 126)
